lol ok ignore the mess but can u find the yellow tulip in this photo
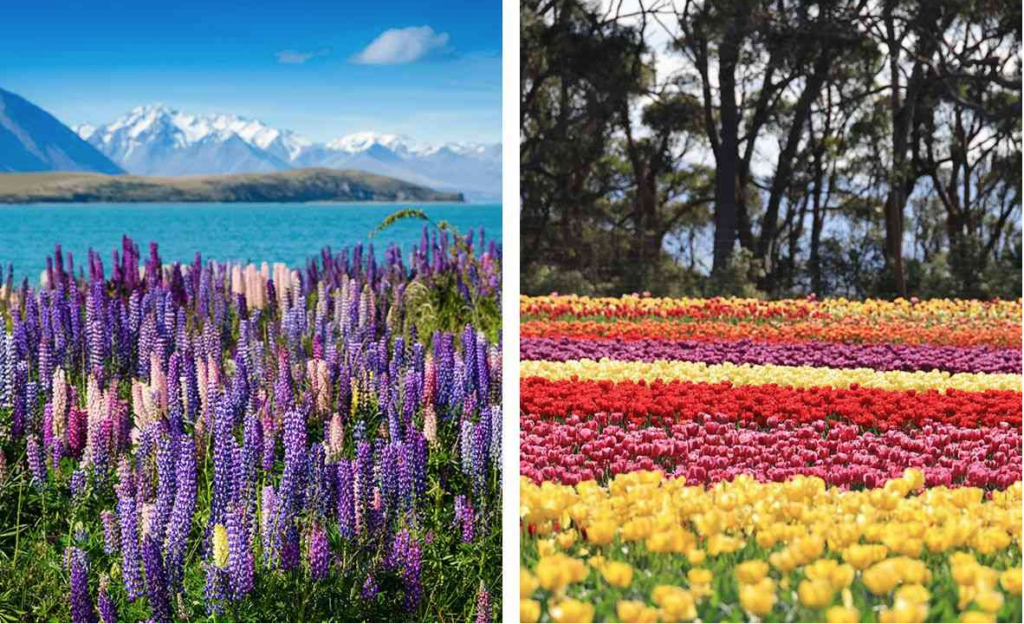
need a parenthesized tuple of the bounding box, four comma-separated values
(586, 519, 617, 546)
(999, 567, 1022, 595)
(601, 561, 634, 588)
(616, 600, 659, 623)
(826, 605, 860, 623)
(798, 578, 834, 609)
(735, 560, 770, 585)
(863, 561, 901, 595)
(739, 578, 777, 617)
(519, 599, 541, 623)
(960, 611, 996, 623)
(550, 599, 595, 623)
(520, 568, 539, 598)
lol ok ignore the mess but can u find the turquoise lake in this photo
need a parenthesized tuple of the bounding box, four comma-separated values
(0, 202, 501, 282)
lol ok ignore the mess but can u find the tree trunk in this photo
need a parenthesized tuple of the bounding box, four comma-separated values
(712, 20, 742, 274)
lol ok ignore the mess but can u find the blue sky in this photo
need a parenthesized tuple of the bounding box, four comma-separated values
(0, 0, 501, 144)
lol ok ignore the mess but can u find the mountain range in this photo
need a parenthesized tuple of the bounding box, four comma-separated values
(0, 87, 123, 174)
(74, 104, 501, 201)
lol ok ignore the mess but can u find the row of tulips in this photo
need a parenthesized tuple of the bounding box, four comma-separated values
(521, 338, 1022, 374)
(0, 230, 501, 622)
(521, 412, 1022, 489)
(522, 378, 1022, 430)
(519, 360, 1022, 393)
(520, 471, 1022, 623)
(520, 294, 1023, 323)
(521, 295, 1022, 622)
(522, 318, 1023, 348)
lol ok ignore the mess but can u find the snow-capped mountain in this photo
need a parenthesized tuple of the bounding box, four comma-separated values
(75, 105, 500, 200)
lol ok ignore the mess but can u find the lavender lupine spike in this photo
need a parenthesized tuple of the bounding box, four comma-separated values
(211, 391, 235, 527)
(67, 546, 97, 623)
(307, 522, 330, 580)
(142, 533, 171, 622)
(26, 434, 46, 489)
(336, 460, 355, 538)
(261, 485, 280, 568)
(115, 457, 143, 602)
(97, 575, 118, 624)
(101, 510, 120, 555)
(165, 435, 196, 594)
(226, 502, 254, 598)
(152, 430, 177, 543)
(475, 582, 492, 623)
(354, 438, 373, 536)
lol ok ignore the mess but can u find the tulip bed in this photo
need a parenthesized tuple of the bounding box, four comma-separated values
(0, 230, 501, 623)
(520, 295, 1023, 623)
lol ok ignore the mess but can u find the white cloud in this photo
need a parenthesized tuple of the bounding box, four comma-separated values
(275, 47, 331, 64)
(351, 26, 449, 65)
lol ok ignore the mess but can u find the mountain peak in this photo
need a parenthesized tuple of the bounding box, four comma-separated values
(72, 103, 501, 199)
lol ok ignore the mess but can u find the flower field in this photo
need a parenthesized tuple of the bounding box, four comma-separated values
(0, 229, 501, 622)
(520, 295, 1023, 623)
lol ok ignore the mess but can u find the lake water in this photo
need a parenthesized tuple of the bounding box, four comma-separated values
(0, 202, 501, 282)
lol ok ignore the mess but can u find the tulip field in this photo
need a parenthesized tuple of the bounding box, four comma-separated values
(520, 295, 1023, 623)
(0, 228, 501, 622)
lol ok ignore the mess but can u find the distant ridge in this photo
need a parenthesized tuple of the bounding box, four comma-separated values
(0, 168, 464, 204)
(0, 88, 123, 174)
(75, 104, 500, 201)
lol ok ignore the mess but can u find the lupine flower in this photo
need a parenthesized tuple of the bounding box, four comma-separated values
(101, 510, 120, 555)
(226, 502, 254, 598)
(70, 469, 87, 499)
(115, 457, 143, 602)
(67, 546, 96, 623)
(26, 434, 46, 489)
(336, 460, 355, 538)
(164, 435, 196, 593)
(307, 522, 330, 580)
(97, 575, 118, 624)
(361, 574, 379, 601)
(142, 533, 171, 622)
(475, 582, 492, 623)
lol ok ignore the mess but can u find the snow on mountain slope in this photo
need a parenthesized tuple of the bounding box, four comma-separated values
(76, 105, 501, 200)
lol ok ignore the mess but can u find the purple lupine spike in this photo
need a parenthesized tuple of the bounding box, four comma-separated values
(166, 351, 183, 434)
(226, 502, 254, 598)
(361, 574, 379, 600)
(152, 431, 177, 544)
(211, 391, 235, 527)
(307, 522, 329, 580)
(354, 438, 373, 536)
(26, 434, 46, 489)
(397, 446, 414, 516)
(101, 510, 120, 555)
(475, 583, 492, 623)
(261, 408, 276, 472)
(387, 529, 423, 613)
(475, 332, 489, 401)
(274, 408, 307, 570)
(261, 484, 279, 567)
(203, 562, 231, 616)
(142, 533, 171, 622)
(305, 442, 331, 520)
(115, 457, 143, 602)
(336, 460, 355, 538)
(164, 434, 196, 594)
(97, 575, 118, 623)
(67, 546, 97, 623)
(70, 469, 87, 499)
